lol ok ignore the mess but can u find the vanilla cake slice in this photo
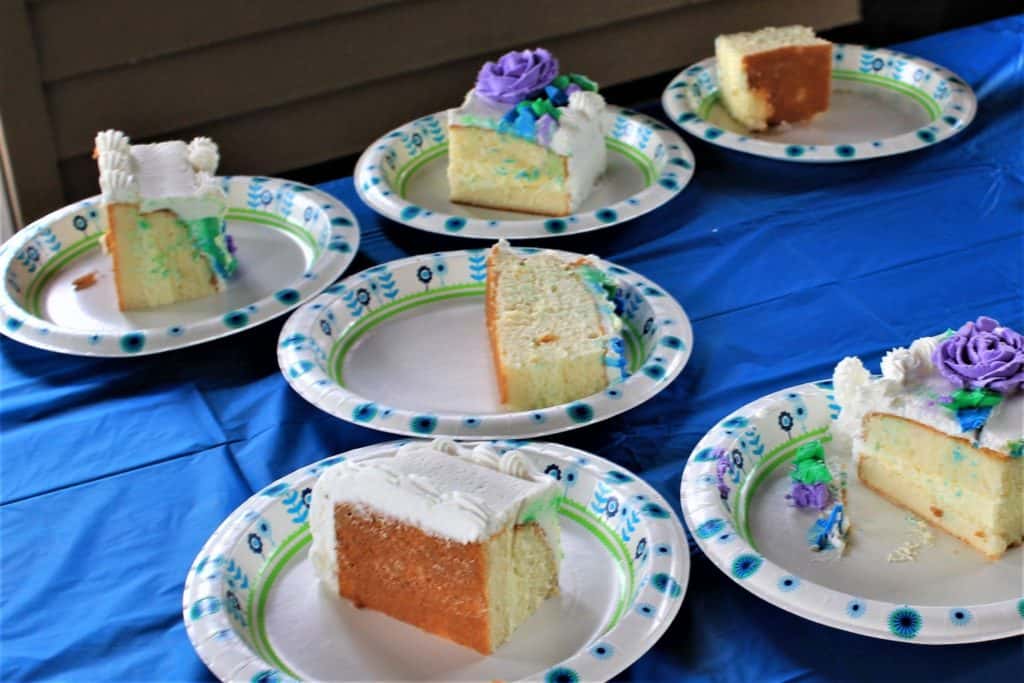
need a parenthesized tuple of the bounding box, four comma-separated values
(486, 240, 627, 410)
(447, 48, 606, 216)
(94, 130, 236, 310)
(309, 439, 561, 654)
(833, 318, 1024, 559)
(715, 26, 832, 131)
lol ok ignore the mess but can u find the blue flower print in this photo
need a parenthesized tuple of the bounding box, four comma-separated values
(778, 411, 794, 435)
(604, 495, 620, 518)
(356, 288, 371, 309)
(642, 317, 655, 335)
(846, 599, 866, 618)
(888, 607, 922, 639)
(304, 206, 314, 222)
(544, 464, 562, 481)
(301, 487, 312, 508)
(72, 215, 88, 231)
(319, 319, 332, 336)
(949, 608, 972, 627)
(635, 537, 648, 560)
(248, 533, 263, 555)
(417, 265, 433, 290)
(260, 189, 273, 207)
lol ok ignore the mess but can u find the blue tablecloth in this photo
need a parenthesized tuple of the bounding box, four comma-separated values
(2, 16, 1022, 682)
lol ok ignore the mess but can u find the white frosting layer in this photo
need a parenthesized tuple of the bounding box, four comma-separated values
(447, 88, 608, 210)
(309, 439, 561, 595)
(95, 130, 226, 221)
(833, 335, 1023, 454)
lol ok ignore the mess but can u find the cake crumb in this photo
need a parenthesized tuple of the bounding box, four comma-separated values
(72, 271, 99, 291)
(930, 506, 943, 517)
(535, 333, 558, 344)
(887, 515, 934, 563)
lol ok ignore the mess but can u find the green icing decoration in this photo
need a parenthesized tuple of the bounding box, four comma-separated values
(529, 98, 559, 119)
(943, 388, 1003, 413)
(185, 217, 237, 280)
(576, 264, 618, 302)
(569, 73, 599, 92)
(552, 75, 571, 90)
(791, 440, 832, 485)
(1006, 440, 1024, 458)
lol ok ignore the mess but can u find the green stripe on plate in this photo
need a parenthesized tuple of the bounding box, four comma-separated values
(559, 497, 635, 632)
(832, 70, 941, 119)
(25, 233, 104, 317)
(396, 145, 449, 197)
(328, 283, 647, 385)
(697, 68, 941, 124)
(735, 427, 832, 548)
(226, 208, 321, 256)
(249, 525, 311, 680)
(329, 284, 486, 385)
(392, 138, 658, 200)
(247, 498, 634, 673)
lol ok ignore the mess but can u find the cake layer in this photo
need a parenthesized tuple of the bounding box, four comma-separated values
(104, 204, 220, 310)
(858, 413, 1023, 559)
(715, 26, 831, 130)
(333, 503, 492, 652)
(486, 243, 620, 410)
(448, 125, 571, 216)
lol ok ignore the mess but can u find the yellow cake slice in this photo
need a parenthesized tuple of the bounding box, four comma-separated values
(486, 240, 626, 410)
(447, 48, 606, 216)
(834, 319, 1024, 559)
(309, 439, 561, 654)
(94, 130, 237, 310)
(715, 25, 832, 131)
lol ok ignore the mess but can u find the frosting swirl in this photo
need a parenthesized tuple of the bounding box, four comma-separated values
(187, 136, 220, 174)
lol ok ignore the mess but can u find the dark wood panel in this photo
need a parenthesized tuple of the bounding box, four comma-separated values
(31, 0, 399, 82)
(47, 0, 701, 159)
(58, 0, 859, 203)
(0, 0, 64, 224)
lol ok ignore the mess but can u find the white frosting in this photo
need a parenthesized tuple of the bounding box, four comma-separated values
(187, 137, 219, 174)
(94, 129, 130, 157)
(309, 439, 561, 596)
(447, 87, 608, 210)
(833, 335, 1024, 454)
(95, 130, 225, 221)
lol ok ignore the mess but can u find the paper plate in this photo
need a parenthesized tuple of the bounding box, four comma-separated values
(354, 105, 694, 239)
(277, 248, 692, 439)
(0, 176, 359, 356)
(661, 45, 976, 162)
(680, 381, 1023, 644)
(183, 440, 690, 682)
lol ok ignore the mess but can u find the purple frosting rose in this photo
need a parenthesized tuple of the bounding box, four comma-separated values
(475, 48, 559, 104)
(933, 316, 1024, 394)
(787, 482, 831, 510)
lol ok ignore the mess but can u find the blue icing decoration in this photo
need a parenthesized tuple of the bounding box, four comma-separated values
(544, 85, 568, 106)
(955, 406, 993, 431)
(513, 110, 537, 139)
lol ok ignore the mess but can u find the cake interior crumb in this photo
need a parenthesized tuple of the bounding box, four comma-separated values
(72, 271, 99, 291)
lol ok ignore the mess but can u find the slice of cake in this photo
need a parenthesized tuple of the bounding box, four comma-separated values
(715, 26, 832, 131)
(834, 317, 1024, 559)
(94, 129, 237, 310)
(309, 439, 561, 654)
(486, 240, 627, 411)
(448, 48, 607, 216)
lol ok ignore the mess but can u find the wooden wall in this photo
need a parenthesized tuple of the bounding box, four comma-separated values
(1, 0, 859, 226)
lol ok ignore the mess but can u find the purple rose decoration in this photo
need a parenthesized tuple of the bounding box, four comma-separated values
(476, 48, 559, 104)
(933, 316, 1024, 394)
(787, 482, 831, 510)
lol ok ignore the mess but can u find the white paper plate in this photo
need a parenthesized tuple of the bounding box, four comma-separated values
(662, 45, 976, 162)
(0, 177, 359, 356)
(680, 381, 1023, 644)
(277, 248, 692, 439)
(183, 440, 690, 682)
(354, 106, 694, 239)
